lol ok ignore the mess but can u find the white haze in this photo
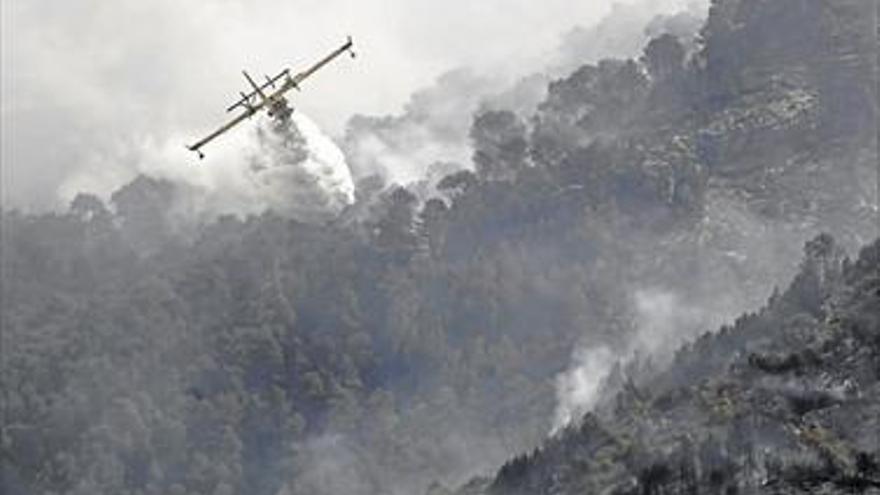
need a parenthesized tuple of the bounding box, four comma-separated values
(343, 0, 709, 191)
(551, 287, 732, 434)
(3, 0, 720, 444)
(551, 346, 616, 434)
(59, 112, 354, 223)
(3, 0, 704, 212)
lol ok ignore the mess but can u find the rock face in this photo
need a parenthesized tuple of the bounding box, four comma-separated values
(693, 0, 878, 245)
(682, 0, 876, 245)
(524, 0, 878, 318)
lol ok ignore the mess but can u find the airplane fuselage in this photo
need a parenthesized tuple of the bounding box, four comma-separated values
(187, 37, 355, 159)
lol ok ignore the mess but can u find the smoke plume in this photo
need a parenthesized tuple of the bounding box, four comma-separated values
(551, 346, 615, 434)
(59, 111, 355, 223)
(550, 286, 738, 434)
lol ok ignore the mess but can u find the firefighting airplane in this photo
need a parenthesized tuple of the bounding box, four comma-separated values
(187, 36, 355, 159)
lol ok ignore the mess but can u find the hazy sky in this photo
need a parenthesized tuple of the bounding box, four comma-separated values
(1, 0, 695, 210)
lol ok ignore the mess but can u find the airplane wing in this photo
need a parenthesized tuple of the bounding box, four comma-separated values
(289, 36, 355, 88)
(226, 70, 290, 113)
(187, 103, 265, 158)
(224, 37, 353, 115)
(187, 36, 355, 159)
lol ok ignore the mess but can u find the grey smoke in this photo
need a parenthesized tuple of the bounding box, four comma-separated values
(96, 112, 356, 225)
(342, 0, 709, 196)
(550, 286, 728, 434)
(1, 0, 633, 212)
(553, 0, 707, 74)
(551, 346, 616, 434)
(245, 114, 355, 221)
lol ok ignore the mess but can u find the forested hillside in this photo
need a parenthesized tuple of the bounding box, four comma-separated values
(477, 235, 880, 495)
(1, 0, 876, 494)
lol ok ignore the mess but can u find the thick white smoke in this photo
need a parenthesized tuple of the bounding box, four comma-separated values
(60, 110, 355, 223)
(550, 287, 727, 434)
(550, 346, 615, 434)
(342, 0, 708, 197)
(343, 69, 504, 189)
(631, 288, 724, 358)
(551, 0, 707, 74)
(245, 112, 355, 220)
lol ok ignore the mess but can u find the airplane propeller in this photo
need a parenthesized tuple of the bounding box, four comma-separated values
(187, 36, 356, 159)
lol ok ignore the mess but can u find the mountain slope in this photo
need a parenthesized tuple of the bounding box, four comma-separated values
(1, 0, 876, 494)
(473, 235, 879, 494)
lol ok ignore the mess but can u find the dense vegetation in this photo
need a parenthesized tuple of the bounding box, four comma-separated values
(483, 235, 880, 494)
(2, 0, 876, 494)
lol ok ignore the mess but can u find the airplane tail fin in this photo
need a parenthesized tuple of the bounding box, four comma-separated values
(242, 70, 269, 103)
(346, 35, 356, 58)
